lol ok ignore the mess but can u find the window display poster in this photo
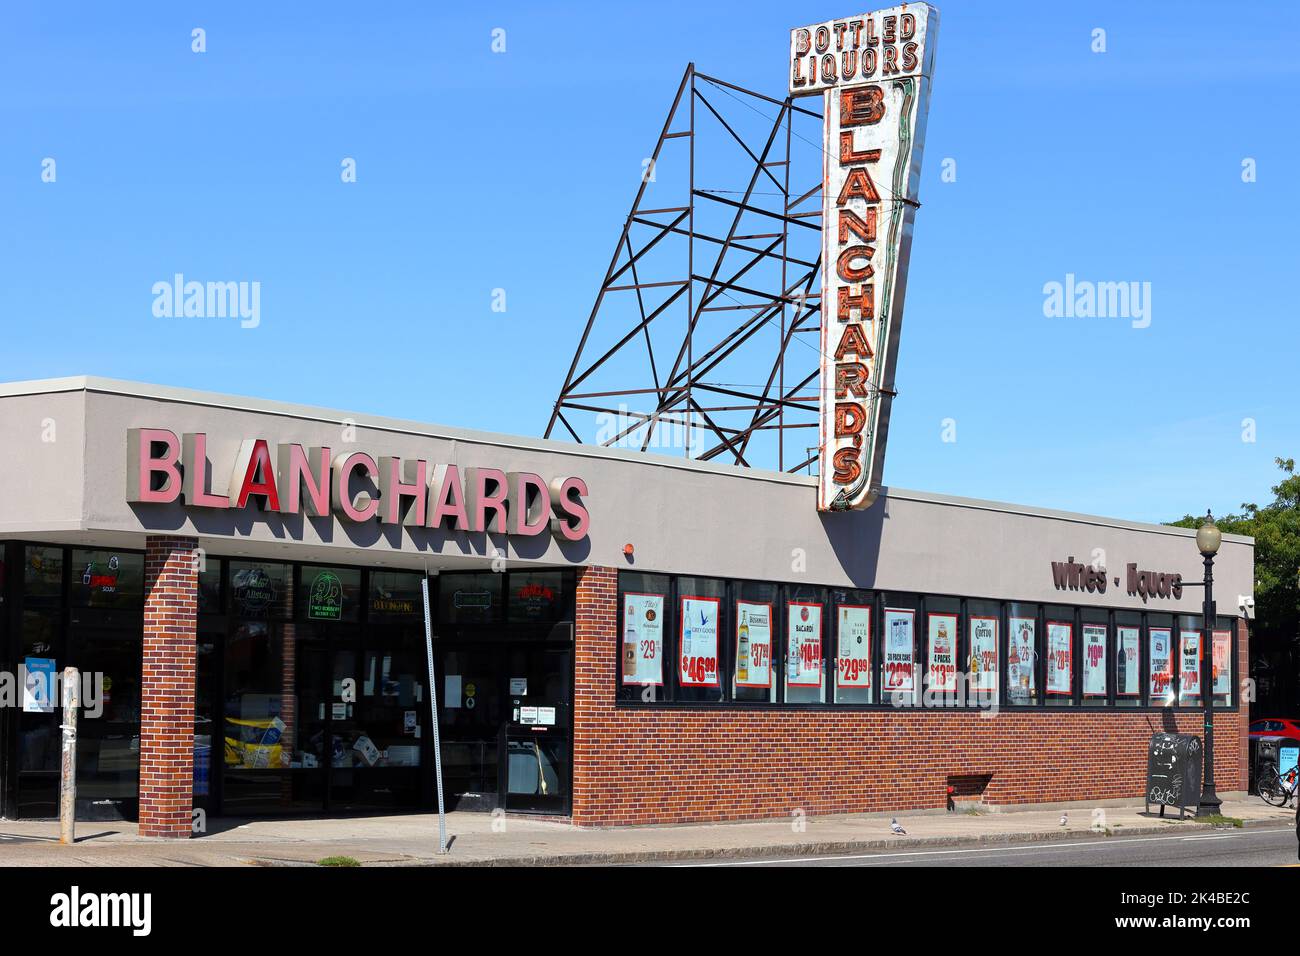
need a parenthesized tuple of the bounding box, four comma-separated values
(836, 605, 872, 688)
(1149, 628, 1172, 700)
(883, 609, 915, 693)
(1117, 626, 1140, 697)
(1007, 617, 1036, 699)
(622, 593, 665, 686)
(1212, 629, 1231, 696)
(787, 602, 823, 687)
(736, 601, 773, 688)
(1179, 631, 1202, 703)
(1082, 624, 1107, 697)
(1046, 622, 1072, 695)
(927, 614, 958, 692)
(968, 617, 998, 693)
(679, 596, 721, 687)
(22, 657, 55, 714)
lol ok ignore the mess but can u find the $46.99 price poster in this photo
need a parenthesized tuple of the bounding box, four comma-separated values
(679, 596, 720, 687)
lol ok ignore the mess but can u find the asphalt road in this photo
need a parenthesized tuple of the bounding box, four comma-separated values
(676, 825, 1299, 867)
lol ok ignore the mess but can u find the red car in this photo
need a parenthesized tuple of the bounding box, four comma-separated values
(1250, 718, 1300, 740)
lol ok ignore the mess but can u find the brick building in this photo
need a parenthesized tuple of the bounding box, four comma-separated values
(0, 377, 1252, 836)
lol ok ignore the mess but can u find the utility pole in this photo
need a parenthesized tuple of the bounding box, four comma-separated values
(59, 666, 79, 845)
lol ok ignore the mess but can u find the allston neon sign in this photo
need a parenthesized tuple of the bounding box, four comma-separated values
(126, 429, 590, 542)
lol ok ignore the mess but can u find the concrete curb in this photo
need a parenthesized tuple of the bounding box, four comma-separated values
(268, 815, 1286, 867)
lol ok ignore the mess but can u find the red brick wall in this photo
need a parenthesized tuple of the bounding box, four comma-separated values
(139, 535, 198, 838)
(572, 565, 1250, 827)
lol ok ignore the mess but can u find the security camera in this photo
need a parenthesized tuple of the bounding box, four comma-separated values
(1239, 595, 1255, 620)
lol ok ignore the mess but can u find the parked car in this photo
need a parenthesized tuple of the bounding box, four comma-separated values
(1250, 718, 1300, 740)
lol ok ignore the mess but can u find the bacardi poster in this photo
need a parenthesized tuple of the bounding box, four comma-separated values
(1212, 629, 1231, 697)
(679, 596, 720, 688)
(927, 613, 958, 692)
(1046, 622, 1072, 696)
(1117, 626, 1140, 697)
(1007, 617, 1036, 701)
(1179, 631, 1202, 703)
(836, 605, 872, 688)
(736, 601, 773, 689)
(787, 602, 824, 687)
(968, 616, 997, 694)
(790, 5, 939, 512)
(1149, 628, 1172, 700)
(883, 608, 915, 693)
(1082, 624, 1107, 697)
(621, 592, 664, 686)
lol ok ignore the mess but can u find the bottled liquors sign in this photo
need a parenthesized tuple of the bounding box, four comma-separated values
(789, 5, 939, 511)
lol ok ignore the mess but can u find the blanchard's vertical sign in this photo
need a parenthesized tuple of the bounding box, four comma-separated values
(790, 5, 938, 511)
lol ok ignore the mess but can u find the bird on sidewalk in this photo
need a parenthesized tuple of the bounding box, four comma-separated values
(890, 817, 907, 835)
(1059, 812, 1069, 827)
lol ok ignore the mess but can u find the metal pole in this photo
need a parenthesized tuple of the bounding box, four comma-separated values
(59, 666, 79, 845)
(1197, 552, 1221, 817)
(421, 575, 449, 853)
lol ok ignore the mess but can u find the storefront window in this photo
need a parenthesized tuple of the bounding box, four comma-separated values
(619, 572, 671, 703)
(784, 585, 826, 704)
(831, 588, 873, 705)
(229, 561, 289, 620)
(735, 581, 778, 703)
(677, 576, 726, 703)
(1176, 615, 1204, 708)
(198, 558, 223, 615)
(965, 599, 999, 708)
(439, 572, 503, 626)
(1080, 610, 1108, 707)
(1114, 611, 1141, 707)
(1212, 617, 1234, 707)
(1044, 605, 1075, 707)
(1147, 614, 1175, 707)
(68, 549, 143, 609)
(299, 565, 361, 623)
(369, 571, 424, 619)
(881, 594, 919, 706)
(507, 570, 568, 624)
(23, 545, 63, 606)
(924, 597, 960, 706)
(1006, 603, 1039, 706)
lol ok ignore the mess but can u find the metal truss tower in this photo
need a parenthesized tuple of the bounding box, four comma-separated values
(544, 64, 827, 474)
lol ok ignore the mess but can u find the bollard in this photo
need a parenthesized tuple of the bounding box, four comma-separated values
(59, 666, 79, 845)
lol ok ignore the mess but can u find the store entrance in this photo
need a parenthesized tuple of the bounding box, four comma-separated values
(437, 643, 572, 815)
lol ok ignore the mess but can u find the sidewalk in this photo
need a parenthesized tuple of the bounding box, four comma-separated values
(0, 799, 1292, 867)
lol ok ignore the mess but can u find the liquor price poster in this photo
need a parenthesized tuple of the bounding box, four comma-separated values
(1082, 624, 1107, 697)
(621, 593, 664, 686)
(1117, 626, 1140, 697)
(927, 613, 958, 692)
(679, 596, 720, 687)
(969, 617, 997, 693)
(883, 608, 915, 692)
(735, 601, 773, 689)
(1212, 629, 1231, 695)
(836, 605, 872, 688)
(1149, 628, 1172, 698)
(1179, 631, 1202, 703)
(787, 602, 823, 687)
(1008, 617, 1036, 698)
(1046, 622, 1072, 695)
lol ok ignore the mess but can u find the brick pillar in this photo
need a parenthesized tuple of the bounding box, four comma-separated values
(140, 535, 199, 838)
(572, 565, 617, 826)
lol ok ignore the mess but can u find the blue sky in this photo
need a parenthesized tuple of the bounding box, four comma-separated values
(2, 0, 1296, 524)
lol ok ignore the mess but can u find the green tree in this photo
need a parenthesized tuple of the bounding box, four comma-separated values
(1169, 457, 1300, 713)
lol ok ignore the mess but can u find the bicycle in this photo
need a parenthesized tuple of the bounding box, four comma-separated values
(1257, 763, 1299, 807)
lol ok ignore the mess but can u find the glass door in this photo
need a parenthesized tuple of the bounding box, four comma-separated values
(436, 646, 505, 811)
(504, 646, 571, 814)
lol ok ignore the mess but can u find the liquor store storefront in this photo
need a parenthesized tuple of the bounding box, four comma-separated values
(0, 378, 1256, 835)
